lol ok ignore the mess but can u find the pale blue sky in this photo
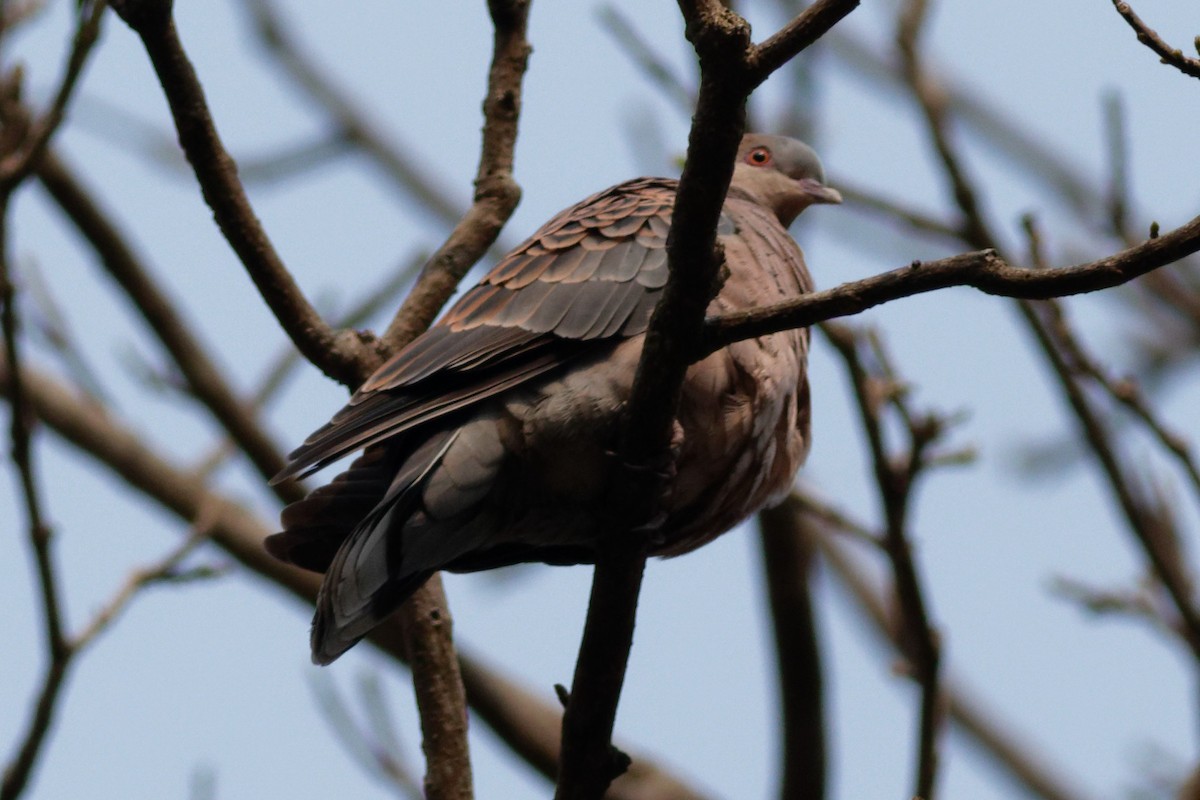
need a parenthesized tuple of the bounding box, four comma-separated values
(3, 1, 1199, 798)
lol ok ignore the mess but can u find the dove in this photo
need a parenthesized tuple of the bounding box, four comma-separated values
(268, 134, 841, 663)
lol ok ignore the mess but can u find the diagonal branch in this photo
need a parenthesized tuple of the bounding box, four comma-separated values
(1109, 1, 1200, 81)
(34, 148, 301, 501)
(108, 0, 368, 387)
(748, 0, 860, 85)
(380, 0, 530, 351)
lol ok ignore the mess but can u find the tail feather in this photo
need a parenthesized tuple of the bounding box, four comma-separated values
(266, 445, 399, 572)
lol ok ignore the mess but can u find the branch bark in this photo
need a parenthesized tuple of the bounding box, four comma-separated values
(701, 213, 1200, 356)
(109, 0, 368, 387)
(0, 352, 712, 800)
(555, 1, 861, 796)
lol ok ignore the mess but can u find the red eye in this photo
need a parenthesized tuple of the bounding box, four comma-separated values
(747, 147, 771, 166)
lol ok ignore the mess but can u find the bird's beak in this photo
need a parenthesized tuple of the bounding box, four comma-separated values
(798, 177, 843, 205)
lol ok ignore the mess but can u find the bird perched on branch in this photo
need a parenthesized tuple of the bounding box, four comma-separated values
(268, 134, 841, 663)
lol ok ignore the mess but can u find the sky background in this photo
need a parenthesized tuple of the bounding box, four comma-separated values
(3, 1, 1199, 798)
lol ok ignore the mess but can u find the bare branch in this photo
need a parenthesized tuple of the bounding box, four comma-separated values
(0, 206, 68, 800)
(0, 0, 105, 189)
(70, 515, 225, 652)
(1110, 1, 1200, 80)
(823, 322, 944, 799)
(1019, 297, 1200, 660)
(34, 148, 301, 501)
(380, 0, 530, 351)
(702, 213, 1200, 354)
(556, 2, 860, 794)
(108, 0, 368, 387)
(748, 0, 860, 85)
(0, 354, 713, 800)
(758, 497, 825, 800)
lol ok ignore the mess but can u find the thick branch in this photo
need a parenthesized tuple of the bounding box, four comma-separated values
(557, 1, 860, 794)
(702, 214, 1200, 355)
(555, 7, 751, 799)
(109, 0, 366, 387)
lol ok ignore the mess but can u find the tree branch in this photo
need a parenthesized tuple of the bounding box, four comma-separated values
(380, 0, 530, 351)
(0, 353, 713, 800)
(34, 148, 301, 502)
(701, 213, 1200, 356)
(748, 0, 859, 85)
(1110, 1, 1200, 80)
(108, 0, 367, 387)
(802, 492, 1097, 800)
(823, 322, 944, 799)
(758, 497, 826, 800)
(556, 0, 861, 795)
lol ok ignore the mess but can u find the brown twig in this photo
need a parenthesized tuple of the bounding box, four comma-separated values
(108, 0, 367, 387)
(1020, 297, 1200, 660)
(380, 0, 530, 352)
(748, 0, 860, 85)
(823, 321, 944, 799)
(896, 0, 993, 250)
(1110, 1, 1200, 80)
(0, 200, 68, 800)
(701, 212, 1200, 355)
(0, 0, 105, 189)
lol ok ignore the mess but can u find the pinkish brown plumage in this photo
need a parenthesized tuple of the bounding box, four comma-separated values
(268, 134, 841, 663)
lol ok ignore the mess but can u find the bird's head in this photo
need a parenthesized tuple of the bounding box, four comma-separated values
(731, 134, 842, 227)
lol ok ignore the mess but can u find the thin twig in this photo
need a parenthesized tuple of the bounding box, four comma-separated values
(1020, 297, 1200, 661)
(1109, 1, 1200, 80)
(0, 0, 105, 188)
(71, 513, 225, 652)
(823, 321, 944, 799)
(0, 196, 68, 800)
